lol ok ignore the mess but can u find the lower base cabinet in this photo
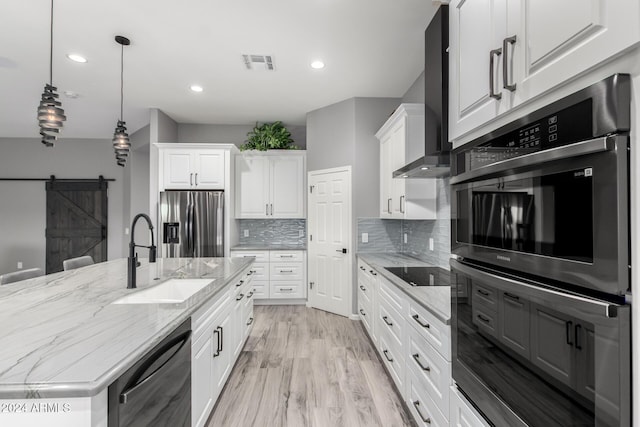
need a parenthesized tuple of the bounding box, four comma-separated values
(450, 386, 490, 427)
(191, 268, 254, 427)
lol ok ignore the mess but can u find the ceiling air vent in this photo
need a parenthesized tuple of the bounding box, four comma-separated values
(242, 54, 275, 71)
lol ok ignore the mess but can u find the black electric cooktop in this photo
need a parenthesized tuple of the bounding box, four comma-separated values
(384, 266, 450, 287)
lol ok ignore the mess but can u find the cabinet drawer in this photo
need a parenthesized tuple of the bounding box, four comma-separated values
(270, 251, 304, 262)
(472, 305, 497, 339)
(270, 263, 304, 281)
(407, 372, 448, 427)
(250, 281, 269, 299)
(407, 327, 451, 417)
(408, 300, 451, 361)
(247, 262, 268, 281)
(271, 282, 304, 298)
(358, 301, 374, 338)
(378, 297, 405, 351)
(450, 386, 490, 427)
(378, 329, 404, 392)
(358, 275, 373, 306)
(230, 250, 269, 262)
(193, 292, 230, 339)
(471, 283, 498, 311)
(379, 275, 407, 315)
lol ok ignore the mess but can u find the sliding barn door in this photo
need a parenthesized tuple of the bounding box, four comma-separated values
(45, 180, 108, 273)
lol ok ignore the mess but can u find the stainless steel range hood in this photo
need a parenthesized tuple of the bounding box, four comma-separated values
(394, 5, 450, 179)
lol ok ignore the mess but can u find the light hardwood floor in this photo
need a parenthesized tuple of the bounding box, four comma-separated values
(207, 305, 415, 427)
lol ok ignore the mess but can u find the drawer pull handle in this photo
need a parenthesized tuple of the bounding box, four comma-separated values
(359, 309, 366, 316)
(369, 270, 377, 276)
(477, 314, 491, 323)
(250, 269, 257, 273)
(280, 288, 293, 292)
(383, 349, 393, 363)
(279, 269, 294, 273)
(382, 316, 393, 327)
(412, 353, 431, 372)
(504, 292, 520, 301)
(359, 285, 366, 291)
(236, 280, 244, 287)
(477, 289, 490, 296)
(247, 291, 254, 299)
(279, 255, 294, 258)
(412, 314, 430, 329)
(359, 266, 366, 271)
(412, 400, 431, 424)
(246, 317, 254, 326)
(236, 293, 245, 301)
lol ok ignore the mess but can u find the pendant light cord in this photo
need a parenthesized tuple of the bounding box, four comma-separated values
(120, 43, 124, 121)
(49, 0, 53, 86)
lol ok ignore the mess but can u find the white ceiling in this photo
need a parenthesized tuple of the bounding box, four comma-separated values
(0, 0, 436, 139)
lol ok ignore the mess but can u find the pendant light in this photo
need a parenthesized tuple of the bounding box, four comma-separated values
(37, 0, 66, 147)
(112, 35, 131, 167)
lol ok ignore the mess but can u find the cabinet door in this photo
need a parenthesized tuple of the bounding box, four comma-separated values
(450, 386, 491, 427)
(270, 155, 305, 218)
(390, 120, 406, 219)
(163, 150, 195, 189)
(212, 308, 233, 399)
(232, 296, 245, 358)
(192, 331, 214, 427)
(509, 0, 640, 107)
(574, 324, 595, 402)
(194, 150, 225, 189)
(380, 134, 393, 218)
(497, 290, 530, 359)
(235, 155, 270, 218)
(530, 303, 572, 387)
(449, 0, 509, 140)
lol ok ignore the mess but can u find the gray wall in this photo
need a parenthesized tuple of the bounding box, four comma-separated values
(0, 138, 126, 275)
(178, 123, 307, 149)
(402, 71, 425, 103)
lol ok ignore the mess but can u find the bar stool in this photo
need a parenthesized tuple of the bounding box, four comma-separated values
(0, 268, 44, 285)
(62, 255, 95, 271)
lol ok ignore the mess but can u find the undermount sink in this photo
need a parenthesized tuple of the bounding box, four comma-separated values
(112, 278, 213, 304)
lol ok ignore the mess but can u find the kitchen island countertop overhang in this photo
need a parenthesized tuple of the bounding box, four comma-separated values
(0, 257, 254, 399)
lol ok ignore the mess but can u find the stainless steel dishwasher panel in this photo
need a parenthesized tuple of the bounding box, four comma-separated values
(108, 318, 192, 427)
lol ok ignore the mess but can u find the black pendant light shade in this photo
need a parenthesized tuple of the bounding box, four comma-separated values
(38, 0, 65, 147)
(113, 35, 131, 167)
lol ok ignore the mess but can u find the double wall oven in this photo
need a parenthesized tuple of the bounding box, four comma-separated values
(450, 74, 631, 426)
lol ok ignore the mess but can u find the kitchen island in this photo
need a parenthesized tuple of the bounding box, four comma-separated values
(0, 257, 253, 426)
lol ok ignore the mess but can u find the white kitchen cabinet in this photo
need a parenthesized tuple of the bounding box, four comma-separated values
(450, 386, 491, 427)
(357, 259, 378, 344)
(162, 149, 225, 190)
(211, 305, 233, 397)
(449, 0, 640, 141)
(376, 104, 436, 220)
(192, 330, 215, 427)
(235, 151, 306, 219)
(230, 250, 307, 300)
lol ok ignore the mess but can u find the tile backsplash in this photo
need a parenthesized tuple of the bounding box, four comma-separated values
(357, 178, 451, 269)
(238, 219, 306, 246)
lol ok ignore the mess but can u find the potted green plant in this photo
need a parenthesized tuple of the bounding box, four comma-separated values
(240, 121, 298, 151)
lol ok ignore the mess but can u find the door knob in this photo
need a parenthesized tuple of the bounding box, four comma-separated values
(335, 248, 347, 254)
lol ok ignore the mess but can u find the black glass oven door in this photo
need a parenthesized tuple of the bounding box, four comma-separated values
(450, 259, 631, 427)
(452, 135, 628, 296)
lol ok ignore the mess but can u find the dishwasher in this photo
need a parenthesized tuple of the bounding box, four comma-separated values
(108, 318, 192, 427)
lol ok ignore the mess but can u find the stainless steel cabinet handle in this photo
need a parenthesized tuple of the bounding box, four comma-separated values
(503, 35, 517, 91)
(477, 313, 491, 323)
(190, 173, 193, 186)
(575, 324, 582, 350)
(213, 328, 221, 357)
(412, 400, 431, 424)
(194, 173, 198, 186)
(566, 320, 574, 346)
(400, 195, 405, 214)
(387, 198, 392, 214)
(412, 314, 430, 329)
(236, 293, 245, 301)
(477, 288, 490, 297)
(383, 349, 393, 362)
(504, 292, 520, 301)
(412, 353, 431, 372)
(382, 316, 393, 326)
(489, 47, 503, 99)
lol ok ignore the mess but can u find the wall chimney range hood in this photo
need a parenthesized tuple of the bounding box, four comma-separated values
(394, 5, 450, 178)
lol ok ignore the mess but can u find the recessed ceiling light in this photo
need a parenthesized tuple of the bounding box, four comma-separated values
(66, 53, 87, 63)
(63, 90, 80, 99)
(402, 175, 409, 178)
(310, 60, 325, 69)
(190, 85, 204, 93)
(420, 167, 430, 170)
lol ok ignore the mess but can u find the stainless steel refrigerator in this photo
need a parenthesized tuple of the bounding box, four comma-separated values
(159, 191, 224, 258)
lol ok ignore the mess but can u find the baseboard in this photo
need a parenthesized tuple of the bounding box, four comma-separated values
(349, 314, 360, 321)
(253, 298, 307, 306)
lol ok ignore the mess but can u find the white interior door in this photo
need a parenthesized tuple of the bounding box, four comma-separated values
(307, 167, 352, 317)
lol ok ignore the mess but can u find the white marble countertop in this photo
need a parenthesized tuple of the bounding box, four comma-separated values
(0, 257, 252, 399)
(231, 244, 307, 251)
(357, 253, 451, 324)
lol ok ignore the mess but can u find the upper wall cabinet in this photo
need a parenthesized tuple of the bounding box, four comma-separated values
(449, 0, 640, 141)
(235, 151, 306, 219)
(162, 148, 225, 190)
(376, 104, 436, 220)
